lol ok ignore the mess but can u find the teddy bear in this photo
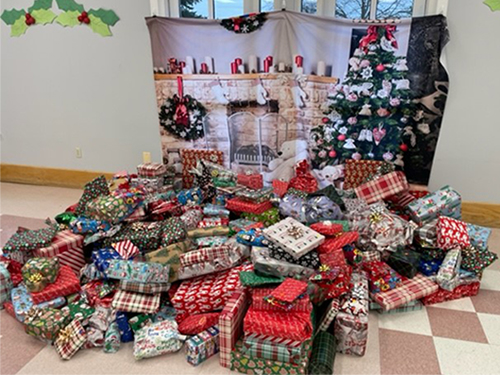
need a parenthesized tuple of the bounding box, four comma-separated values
(312, 164, 345, 189)
(263, 139, 310, 184)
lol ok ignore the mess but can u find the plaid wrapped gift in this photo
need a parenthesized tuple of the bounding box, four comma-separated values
(318, 298, 341, 331)
(30, 265, 81, 305)
(419, 258, 442, 276)
(421, 282, 481, 306)
(387, 248, 421, 279)
(219, 289, 250, 368)
(436, 249, 462, 291)
(11, 285, 34, 322)
(31, 230, 85, 276)
(180, 245, 232, 267)
(467, 223, 492, 249)
(318, 232, 359, 254)
(22, 257, 60, 293)
(75, 175, 109, 216)
(371, 274, 439, 311)
(24, 307, 71, 341)
(187, 226, 230, 238)
(415, 219, 438, 248)
(354, 171, 409, 204)
(186, 325, 220, 366)
(242, 333, 310, 365)
(237, 173, 263, 190)
(308, 331, 336, 375)
(180, 149, 224, 188)
(436, 216, 470, 250)
(231, 340, 309, 375)
(226, 198, 273, 215)
(137, 162, 167, 177)
(360, 250, 382, 264)
(374, 300, 424, 314)
(263, 218, 325, 259)
(144, 240, 192, 282)
(461, 246, 498, 274)
(343, 160, 389, 190)
(268, 243, 320, 269)
(54, 319, 87, 360)
(362, 261, 402, 294)
(251, 247, 316, 279)
(0, 263, 13, 306)
(111, 240, 140, 260)
(105, 260, 170, 284)
(172, 263, 252, 316)
(239, 271, 284, 287)
(407, 185, 462, 224)
(119, 280, 171, 294)
(111, 290, 160, 314)
(252, 286, 312, 313)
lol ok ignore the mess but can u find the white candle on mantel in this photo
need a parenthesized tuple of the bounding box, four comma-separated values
(186, 56, 195, 74)
(278, 62, 285, 72)
(317, 61, 326, 76)
(182, 65, 193, 74)
(248, 55, 258, 73)
(331, 65, 336, 77)
(204, 56, 214, 73)
(296, 67, 304, 75)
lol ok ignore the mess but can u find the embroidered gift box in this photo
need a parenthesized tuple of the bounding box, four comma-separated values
(111, 290, 161, 314)
(24, 307, 71, 341)
(185, 325, 220, 366)
(30, 265, 80, 305)
(251, 247, 316, 279)
(354, 171, 409, 204)
(407, 185, 462, 224)
(105, 260, 170, 284)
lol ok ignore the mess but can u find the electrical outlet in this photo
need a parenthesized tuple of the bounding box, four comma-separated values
(143, 151, 151, 164)
(75, 147, 82, 158)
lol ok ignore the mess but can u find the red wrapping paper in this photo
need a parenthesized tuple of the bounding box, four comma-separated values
(30, 265, 81, 304)
(226, 198, 273, 214)
(272, 180, 289, 197)
(318, 232, 359, 254)
(309, 222, 343, 237)
(319, 249, 347, 268)
(436, 216, 470, 250)
(421, 282, 480, 306)
(0, 256, 23, 286)
(343, 160, 386, 190)
(251, 287, 312, 313)
(289, 160, 318, 193)
(237, 173, 263, 190)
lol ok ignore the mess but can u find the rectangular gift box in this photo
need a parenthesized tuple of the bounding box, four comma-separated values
(386, 249, 421, 279)
(363, 261, 402, 294)
(317, 232, 359, 254)
(111, 290, 161, 314)
(144, 240, 192, 282)
(187, 227, 230, 238)
(235, 187, 273, 203)
(137, 162, 168, 177)
(11, 285, 34, 322)
(268, 243, 321, 269)
(251, 287, 313, 313)
(407, 185, 462, 224)
(25, 307, 72, 341)
(263, 218, 325, 259)
(226, 198, 273, 215)
(343, 160, 390, 190)
(119, 280, 171, 294)
(219, 289, 251, 368)
(415, 219, 438, 248)
(467, 223, 492, 249)
(54, 319, 87, 360)
(318, 298, 341, 332)
(242, 333, 310, 365)
(251, 247, 316, 279)
(22, 257, 60, 293)
(371, 274, 439, 311)
(32, 230, 85, 276)
(30, 265, 80, 305)
(436, 216, 470, 250)
(421, 282, 481, 306)
(237, 173, 263, 190)
(371, 299, 423, 314)
(105, 260, 170, 284)
(354, 171, 409, 204)
(185, 325, 220, 366)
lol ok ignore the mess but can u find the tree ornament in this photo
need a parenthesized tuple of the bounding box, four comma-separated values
(358, 129, 373, 142)
(400, 144, 408, 152)
(383, 151, 394, 161)
(361, 67, 373, 79)
(376, 64, 385, 72)
(337, 134, 346, 141)
(322, 117, 329, 124)
(377, 108, 390, 117)
(352, 152, 362, 160)
(368, 152, 374, 158)
(343, 138, 356, 149)
(347, 117, 358, 125)
(373, 127, 387, 146)
(359, 104, 372, 116)
(329, 150, 337, 158)
(220, 12, 267, 34)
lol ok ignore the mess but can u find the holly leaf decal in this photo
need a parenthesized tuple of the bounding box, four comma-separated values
(484, 0, 500, 11)
(11, 17, 28, 37)
(1, 9, 25, 25)
(28, 0, 53, 13)
(88, 9, 119, 26)
(56, 10, 80, 27)
(55, 0, 84, 13)
(31, 9, 57, 25)
(88, 14, 111, 36)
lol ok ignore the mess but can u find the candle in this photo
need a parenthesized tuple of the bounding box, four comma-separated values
(235, 58, 243, 66)
(317, 61, 326, 76)
(200, 63, 208, 74)
(186, 56, 195, 74)
(331, 65, 336, 77)
(296, 67, 304, 74)
(248, 55, 258, 73)
(295, 55, 303, 68)
(263, 59, 270, 73)
(278, 62, 285, 72)
(231, 62, 238, 74)
(204, 56, 214, 73)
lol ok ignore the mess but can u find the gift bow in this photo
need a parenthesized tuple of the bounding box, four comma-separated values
(359, 25, 398, 51)
(28, 272, 44, 285)
(287, 224, 304, 239)
(174, 76, 189, 127)
(57, 326, 73, 344)
(24, 307, 42, 324)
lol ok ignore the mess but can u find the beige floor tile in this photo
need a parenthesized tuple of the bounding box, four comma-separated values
(429, 297, 476, 312)
(480, 270, 500, 292)
(377, 307, 432, 336)
(478, 313, 500, 346)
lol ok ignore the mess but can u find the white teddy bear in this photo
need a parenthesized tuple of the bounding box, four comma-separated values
(263, 139, 310, 184)
(312, 164, 345, 189)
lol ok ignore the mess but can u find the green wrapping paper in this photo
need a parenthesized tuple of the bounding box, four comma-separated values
(242, 208, 280, 227)
(104, 321, 121, 353)
(22, 257, 60, 293)
(308, 331, 336, 375)
(144, 241, 192, 282)
(24, 307, 71, 341)
(239, 271, 284, 287)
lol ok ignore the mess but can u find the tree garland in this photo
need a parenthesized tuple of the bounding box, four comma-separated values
(159, 94, 206, 141)
(220, 12, 267, 34)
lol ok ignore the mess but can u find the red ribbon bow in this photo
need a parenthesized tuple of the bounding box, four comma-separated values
(359, 25, 398, 51)
(175, 76, 189, 127)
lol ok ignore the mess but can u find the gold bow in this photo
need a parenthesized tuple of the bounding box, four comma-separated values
(57, 326, 73, 344)
(28, 272, 43, 284)
(24, 307, 42, 323)
(131, 222, 143, 231)
(319, 264, 330, 273)
(370, 211, 383, 223)
(287, 225, 304, 240)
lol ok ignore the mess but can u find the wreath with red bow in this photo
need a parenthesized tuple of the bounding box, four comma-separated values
(159, 95, 206, 141)
(220, 12, 267, 34)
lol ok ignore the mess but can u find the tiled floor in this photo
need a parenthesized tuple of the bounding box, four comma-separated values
(1, 182, 500, 375)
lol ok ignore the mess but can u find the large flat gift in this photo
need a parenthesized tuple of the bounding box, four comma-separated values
(30, 265, 80, 305)
(105, 260, 170, 283)
(32, 230, 85, 275)
(407, 185, 462, 224)
(354, 171, 409, 204)
(251, 247, 316, 279)
(421, 282, 481, 306)
(371, 274, 439, 311)
(111, 290, 161, 314)
(263, 217, 325, 259)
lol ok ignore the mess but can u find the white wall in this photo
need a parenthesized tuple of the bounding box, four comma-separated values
(1, 0, 162, 172)
(428, 0, 500, 203)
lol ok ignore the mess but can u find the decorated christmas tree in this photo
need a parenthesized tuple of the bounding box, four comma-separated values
(310, 25, 415, 169)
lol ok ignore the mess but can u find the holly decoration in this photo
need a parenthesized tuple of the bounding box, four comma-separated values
(220, 12, 267, 34)
(1, 0, 56, 37)
(484, 0, 500, 11)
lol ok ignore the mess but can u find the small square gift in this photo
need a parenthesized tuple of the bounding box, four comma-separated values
(134, 320, 183, 360)
(22, 257, 60, 293)
(105, 260, 170, 284)
(54, 319, 87, 360)
(354, 171, 409, 204)
(186, 325, 220, 366)
(467, 223, 492, 249)
(436, 216, 470, 250)
(362, 261, 402, 294)
(219, 289, 250, 368)
(237, 172, 264, 190)
(386, 249, 421, 279)
(263, 218, 325, 259)
(111, 290, 161, 314)
(30, 265, 81, 304)
(407, 185, 462, 224)
(24, 307, 71, 341)
(137, 162, 167, 177)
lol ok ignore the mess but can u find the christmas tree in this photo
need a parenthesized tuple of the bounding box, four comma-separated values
(310, 25, 415, 169)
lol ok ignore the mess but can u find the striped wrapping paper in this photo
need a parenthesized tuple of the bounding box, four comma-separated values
(219, 289, 250, 369)
(111, 240, 139, 260)
(318, 298, 341, 331)
(136, 162, 167, 177)
(354, 171, 409, 204)
(180, 245, 231, 267)
(32, 230, 85, 275)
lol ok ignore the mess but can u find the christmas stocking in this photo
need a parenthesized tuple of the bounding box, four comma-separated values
(291, 79, 308, 108)
(252, 79, 269, 105)
(209, 80, 229, 104)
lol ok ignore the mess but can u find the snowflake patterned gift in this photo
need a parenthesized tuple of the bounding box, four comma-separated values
(436, 216, 470, 250)
(251, 247, 316, 279)
(105, 260, 170, 284)
(133, 320, 183, 360)
(407, 185, 462, 224)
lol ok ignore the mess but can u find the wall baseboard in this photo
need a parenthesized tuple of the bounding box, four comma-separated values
(1, 164, 499, 228)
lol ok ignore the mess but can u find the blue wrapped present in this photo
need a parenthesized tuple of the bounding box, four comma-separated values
(116, 312, 134, 342)
(236, 228, 267, 247)
(177, 188, 203, 205)
(92, 248, 122, 274)
(467, 223, 492, 249)
(419, 259, 442, 276)
(11, 285, 33, 322)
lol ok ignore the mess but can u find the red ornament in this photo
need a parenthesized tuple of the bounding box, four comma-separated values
(376, 64, 385, 72)
(400, 144, 408, 152)
(329, 150, 337, 158)
(337, 134, 346, 141)
(322, 117, 329, 124)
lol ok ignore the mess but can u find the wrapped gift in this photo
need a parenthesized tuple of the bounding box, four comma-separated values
(373, 300, 424, 314)
(108, 221, 166, 252)
(177, 188, 204, 205)
(105, 260, 170, 284)
(360, 250, 382, 264)
(104, 321, 121, 353)
(414, 219, 438, 248)
(318, 232, 359, 254)
(407, 185, 462, 224)
(197, 217, 229, 229)
(421, 282, 481, 306)
(203, 204, 230, 217)
(186, 325, 220, 366)
(279, 195, 343, 224)
(239, 271, 284, 287)
(236, 172, 262, 190)
(137, 162, 167, 177)
(461, 246, 498, 274)
(25, 307, 71, 341)
(0, 256, 23, 286)
(0, 263, 13, 306)
(194, 236, 228, 247)
(187, 226, 230, 238)
(88, 188, 144, 224)
(362, 261, 402, 294)
(244, 307, 312, 341)
(386, 249, 421, 279)
(343, 160, 390, 190)
(263, 218, 324, 259)
(22, 257, 60, 293)
(172, 263, 252, 316)
(272, 179, 290, 197)
(318, 298, 341, 332)
(354, 171, 409, 204)
(226, 198, 273, 215)
(116, 312, 133, 343)
(111, 290, 160, 314)
(289, 160, 318, 193)
(70, 217, 111, 235)
(180, 209, 204, 230)
(54, 319, 87, 360)
(252, 247, 316, 279)
(11, 285, 34, 322)
(119, 280, 171, 294)
(467, 223, 492, 249)
(144, 241, 192, 282)
(436, 249, 462, 291)
(180, 149, 224, 188)
(92, 248, 122, 274)
(242, 333, 310, 365)
(263, 279, 309, 311)
(3, 224, 58, 264)
(133, 319, 182, 360)
(419, 258, 442, 276)
(75, 175, 110, 216)
(268, 243, 320, 269)
(179, 312, 220, 335)
(371, 274, 439, 311)
(160, 217, 187, 247)
(241, 208, 280, 228)
(111, 240, 140, 260)
(252, 286, 312, 313)
(219, 289, 250, 368)
(310, 263, 352, 302)
(235, 187, 273, 203)
(65, 300, 95, 324)
(200, 160, 236, 188)
(231, 340, 309, 375)
(229, 219, 261, 233)
(436, 216, 470, 250)
(308, 331, 336, 375)
(30, 265, 80, 304)
(309, 222, 343, 237)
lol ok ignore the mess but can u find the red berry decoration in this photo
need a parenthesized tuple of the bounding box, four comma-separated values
(376, 64, 385, 72)
(400, 144, 408, 152)
(83, 17, 90, 24)
(81, 11, 88, 17)
(322, 117, 329, 124)
(77, 15, 83, 22)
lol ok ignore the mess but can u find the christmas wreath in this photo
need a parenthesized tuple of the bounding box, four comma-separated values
(159, 94, 207, 141)
(220, 12, 267, 34)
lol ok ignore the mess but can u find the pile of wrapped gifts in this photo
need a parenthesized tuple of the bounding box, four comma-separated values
(0, 157, 497, 373)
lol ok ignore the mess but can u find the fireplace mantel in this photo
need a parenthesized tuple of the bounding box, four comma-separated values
(154, 73, 338, 84)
